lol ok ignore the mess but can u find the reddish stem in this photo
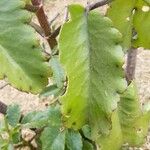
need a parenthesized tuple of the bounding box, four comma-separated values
(31, 0, 57, 49)
(126, 48, 137, 84)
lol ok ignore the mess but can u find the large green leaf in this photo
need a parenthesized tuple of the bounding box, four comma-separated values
(59, 4, 126, 138)
(107, 0, 150, 50)
(0, 0, 51, 93)
(98, 82, 150, 149)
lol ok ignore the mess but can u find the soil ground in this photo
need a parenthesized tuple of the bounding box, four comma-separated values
(0, 0, 150, 149)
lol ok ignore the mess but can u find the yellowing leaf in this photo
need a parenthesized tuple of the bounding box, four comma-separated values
(98, 82, 150, 149)
(59, 4, 126, 138)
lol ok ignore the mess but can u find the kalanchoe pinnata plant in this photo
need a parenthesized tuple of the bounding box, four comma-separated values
(0, 0, 149, 149)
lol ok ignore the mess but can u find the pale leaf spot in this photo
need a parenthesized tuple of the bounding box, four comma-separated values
(126, 17, 130, 21)
(142, 6, 150, 12)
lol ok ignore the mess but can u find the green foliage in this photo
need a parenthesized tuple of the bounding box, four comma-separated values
(133, 0, 150, 48)
(59, 4, 126, 138)
(107, 0, 136, 50)
(0, 105, 21, 149)
(40, 127, 66, 150)
(83, 140, 94, 150)
(0, 0, 150, 149)
(0, 0, 51, 93)
(22, 105, 61, 128)
(107, 0, 150, 51)
(49, 56, 66, 88)
(98, 82, 150, 149)
(40, 56, 66, 98)
(65, 129, 82, 150)
(6, 105, 21, 127)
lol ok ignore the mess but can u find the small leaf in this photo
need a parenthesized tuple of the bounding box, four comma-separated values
(22, 105, 61, 128)
(81, 125, 92, 140)
(11, 125, 21, 144)
(40, 56, 66, 98)
(50, 56, 66, 88)
(40, 127, 66, 150)
(65, 129, 83, 150)
(83, 140, 94, 150)
(40, 84, 65, 98)
(6, 105, 21, 127)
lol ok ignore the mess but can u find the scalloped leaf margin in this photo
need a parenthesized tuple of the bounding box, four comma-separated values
(59, 4, 127, 139)
(0, 0, 51, 93)
(107, 0, 150, 51)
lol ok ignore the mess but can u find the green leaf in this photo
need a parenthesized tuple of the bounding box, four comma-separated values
(83, 140, 94, 150)
(1, 143, 14, 150)
(40, 84, 65, 98)
(98, 82, 150, 149)
(97, 110, 123, 150)
(133, 0, 150, 48)
(107, 0, 136, 51)
(11, 128, 21, 144)
(40, 56, 66, 98)
(81, 125, 92, 140)
(22, 110, 50, 128)
(119, 82, 149, 146)
(144, 0, 150, 4)
(6, 104, 21, 127)
(59, 4, 126, 138)
(22, 105, 61, 128)
(107, 0, 150, 50)
(65, 129, 83, 150)
(40, 127, 66, 150)
(50, 56, 66, 88)
(0, 0, 51, 93)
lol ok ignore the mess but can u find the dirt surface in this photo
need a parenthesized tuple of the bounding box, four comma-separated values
(0, 0, 150, 149)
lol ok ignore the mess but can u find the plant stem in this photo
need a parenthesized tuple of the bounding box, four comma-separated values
(29, 22, 44, 37)
(51, 0, 111, 39)
(31, 0, 57, 49)
(86, 0, 111, 11)
(126, 48, 137, 84)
